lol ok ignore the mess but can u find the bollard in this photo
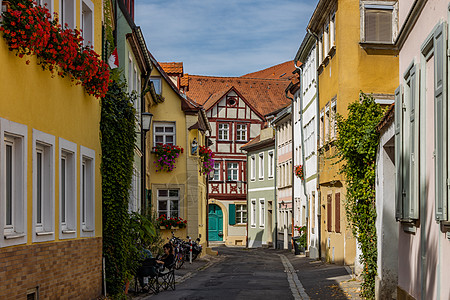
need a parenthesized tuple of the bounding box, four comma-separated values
(189, 236, 192, 264)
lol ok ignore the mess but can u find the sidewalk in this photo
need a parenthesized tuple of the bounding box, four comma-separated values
(286, 252, 363, 299)
(130, 253, 222, 299)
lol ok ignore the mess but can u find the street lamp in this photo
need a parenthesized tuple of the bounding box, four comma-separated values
(141, 112, 153, 214)
(142, 112, 153, 132)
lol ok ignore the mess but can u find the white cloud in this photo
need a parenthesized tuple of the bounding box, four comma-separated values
(136, 0, 318, 76)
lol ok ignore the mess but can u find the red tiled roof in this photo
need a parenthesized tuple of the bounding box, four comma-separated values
(185, 75, 291, 116)
(377, 103, 395, 132)
(180, 74, 189, 87)
(159, 62, 183, 74)
(240, 61, 297, 80)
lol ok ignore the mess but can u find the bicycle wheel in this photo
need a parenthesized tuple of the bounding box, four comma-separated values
(175, 253, 184, 269)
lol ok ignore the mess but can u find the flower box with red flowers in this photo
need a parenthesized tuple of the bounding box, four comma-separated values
(157, 215, 187, 229)
(152, 144, 183, 172)
(0, 0, 110, 98)
(295, 165, 304, 180)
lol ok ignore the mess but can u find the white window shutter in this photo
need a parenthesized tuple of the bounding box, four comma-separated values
(434, 22, 448, 221)
(395, 85, 404, 221)
(407, 65, 419, 220)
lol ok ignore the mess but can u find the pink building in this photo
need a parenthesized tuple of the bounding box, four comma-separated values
(395, 1, 450, 299)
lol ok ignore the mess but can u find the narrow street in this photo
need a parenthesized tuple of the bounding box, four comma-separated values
(141, 246, 361, 300)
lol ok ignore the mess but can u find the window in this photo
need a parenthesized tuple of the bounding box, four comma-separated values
(319, 110, 324, 147)
(37, 0, 53, 15)
(335, 193, 340, 233)
(235, 204, 247, 224)
(212, 162, 221, 181)
(330, 100, 337, 140)
(258, 153, 264, 180)
(157, 189, 179, 218)
(81, 0, 94, 47)
(327, 194, 332, 232)
(150, 77, 161, 95)
(153, 122, 175, 146)
(33, 130, 55, 242)
(1, 118, 27, 247)
(59, 138, 77, 239)
(250, 155, 255, 181)
(259, 199, 265, 227)
(218, 123, 229, 141)
(268, 151, 274, 178)
(236, 124, 247, 141)
(227, 162, 239, 181)
(80, 146, 95, 237)
(362, 3, 396, 44)
(60, 0, 76, 29)
(250, 199, 256, 227)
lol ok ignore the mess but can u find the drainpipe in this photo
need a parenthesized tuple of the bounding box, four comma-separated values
(308, 28, 321, 260)
(141, 70, 152, 214)
(272, 120, 278, 249)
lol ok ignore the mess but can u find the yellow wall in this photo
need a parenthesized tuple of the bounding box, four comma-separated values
(317, 0, 399, 265)
(0, 0, 104, 244)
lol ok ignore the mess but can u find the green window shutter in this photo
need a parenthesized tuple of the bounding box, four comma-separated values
(229, 204, 236, 225)
(395, 85, 404, 221)
(407, 65, 419, 220)
(434, 22, 448, 221)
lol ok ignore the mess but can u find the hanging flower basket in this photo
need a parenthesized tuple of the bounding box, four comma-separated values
(0, 0, 110, 98)
(152, 144, 183, 172)
(198, 145, 214, 175)
(295, 165, 304, 180)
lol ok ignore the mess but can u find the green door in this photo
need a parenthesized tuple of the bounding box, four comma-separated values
(208, 204, 223, 241)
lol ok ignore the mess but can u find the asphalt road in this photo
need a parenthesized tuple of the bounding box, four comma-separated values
(148, 246, 295, 300)
(142, 246, 361, 300)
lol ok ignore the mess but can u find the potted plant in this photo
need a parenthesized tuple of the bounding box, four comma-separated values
(198, 145, 214, 175)
(294, 165, 304, 180)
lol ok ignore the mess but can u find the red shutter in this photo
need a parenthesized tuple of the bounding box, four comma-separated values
(327, 194, 332, 232)
(335, 193, 340, 233)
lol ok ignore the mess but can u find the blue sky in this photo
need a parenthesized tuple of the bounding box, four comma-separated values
(135, 0, 318, 77)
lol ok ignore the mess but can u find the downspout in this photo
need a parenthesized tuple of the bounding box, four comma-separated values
(272, 120, 278, 249)
(141, 70, 152, 214)
(295, 63, 309, 250)
(308, 28, 321, 260)
(285, 90, 295, 249)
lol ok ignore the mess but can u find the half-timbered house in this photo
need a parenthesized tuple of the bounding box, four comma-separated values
(184, 62, 294, 245)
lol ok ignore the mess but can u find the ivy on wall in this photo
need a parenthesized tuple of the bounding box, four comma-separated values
(335, 93, 384, 299)
(101, 78, 136, 297)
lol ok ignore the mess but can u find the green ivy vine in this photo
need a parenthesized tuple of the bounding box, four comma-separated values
(101, 77, 136, 297)
(335, 93, 384, 299)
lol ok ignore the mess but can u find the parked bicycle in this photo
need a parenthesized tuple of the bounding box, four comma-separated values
(169, 232, 203, 269)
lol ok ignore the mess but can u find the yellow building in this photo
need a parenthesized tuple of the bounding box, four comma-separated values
(0, 0, 104, 297)
(147, 58, 211, 249)
(307, 0, 398, 266)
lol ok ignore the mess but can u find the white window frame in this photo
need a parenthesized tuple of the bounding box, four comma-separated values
(80, 146, 95, 237)
(235, 204, 247, 224)
(212, 162, 221, 181)
(153, 122, 176, 146)
(250, 199, 256, 228)
(236, 124, 247, 142)
(59, 138, 77, 239)
(32, 129, 55, 243)
(60, 0, 76, 29)
(258, 152, 264, 180)
(157, 189, 180, 218)
(81, 0, 94, 47)
(218, 123, 230, 141)
(129, 164, 141, 213)
(227, 162, 239, 181)
(37, 0, 54, 16)
(150, 77, 162, 95)
(268, 151, 274, 179)
(250, 155, 256, 181)
(360, 1, 398, 44)
(259, 199, 265, 228)
(1, 118, 27, 247)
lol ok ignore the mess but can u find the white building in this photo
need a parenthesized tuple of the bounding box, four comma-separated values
(293, 33, 319, 258)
